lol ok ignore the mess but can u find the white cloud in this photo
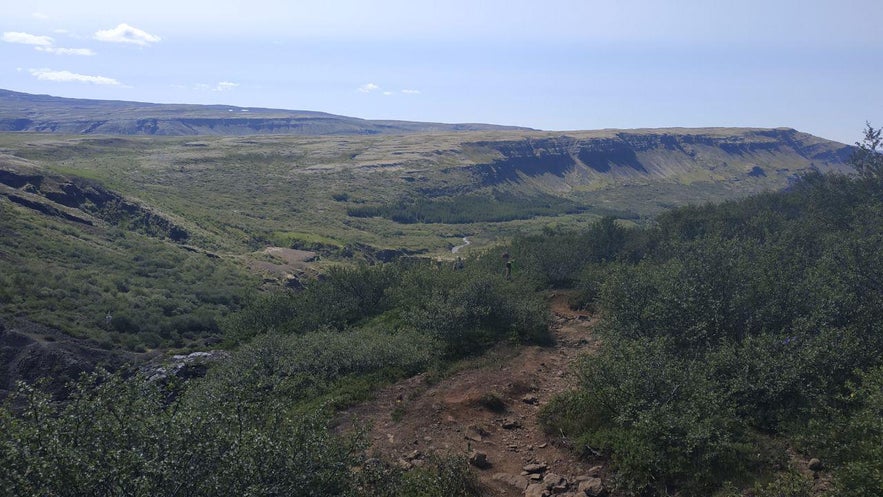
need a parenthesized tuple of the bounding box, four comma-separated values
(29, 68, 120, 85)
(192, 82, 240, 92)
(401, 89, 421, 94)
(2, 31, 53, 46)
(215, 81, 238, 92)
(94, 23, 160, 46)
(32, 12, 49, 20)
(358, 83, 380, 93)
(383, 91, 393, 96)
(35, 46, 95, 56)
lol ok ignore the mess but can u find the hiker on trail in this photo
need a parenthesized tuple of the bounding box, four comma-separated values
(502, 252, 514, 280)
(453, 256, 464, 270)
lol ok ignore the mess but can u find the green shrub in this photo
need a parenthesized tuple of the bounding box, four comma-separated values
(804, 365, 883, 497)
(356, 456, 483, 497)
(0, 371, 361, 497)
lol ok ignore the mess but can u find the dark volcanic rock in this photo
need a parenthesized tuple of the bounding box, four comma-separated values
(0, 169, 189, 241)
(0, 318, 130, 400)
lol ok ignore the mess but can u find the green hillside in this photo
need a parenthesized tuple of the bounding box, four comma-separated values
(0, 125, 854, 393)
(1, 125, 880, 497)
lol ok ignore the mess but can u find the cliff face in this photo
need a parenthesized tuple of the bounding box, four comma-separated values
(464, 128, 853, 188)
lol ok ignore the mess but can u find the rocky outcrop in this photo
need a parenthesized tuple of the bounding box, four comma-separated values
(0, 318, 130, 400)
(464, 129, 853, 187)
(0, 168, 189, 241)
(144, 351, 230, 383)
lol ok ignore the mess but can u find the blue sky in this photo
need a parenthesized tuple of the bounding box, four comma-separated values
(1, 0, 881, 144)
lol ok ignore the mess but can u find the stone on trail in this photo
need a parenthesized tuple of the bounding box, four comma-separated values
(492, 472, 529, 491)
(524, 482, 548, 497)
(468, 450, 491, 469)
(523, 462, 548, 474)
(577, 477, 606, 496)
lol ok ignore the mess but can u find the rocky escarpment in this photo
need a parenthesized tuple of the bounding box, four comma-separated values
(465, 128, 854, 187)
(0, 168, 189, 241)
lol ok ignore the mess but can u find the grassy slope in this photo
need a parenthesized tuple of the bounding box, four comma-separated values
(0, 128, 850, 252)
(0, 127, 851, 350)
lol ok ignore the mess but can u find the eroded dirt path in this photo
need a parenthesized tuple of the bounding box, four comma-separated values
(338, 293, 604, 496)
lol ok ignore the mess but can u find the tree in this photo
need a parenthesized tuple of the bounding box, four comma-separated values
(851, 122, 883, 183)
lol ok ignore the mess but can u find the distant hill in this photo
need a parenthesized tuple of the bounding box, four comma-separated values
(0, 89, 532, 136)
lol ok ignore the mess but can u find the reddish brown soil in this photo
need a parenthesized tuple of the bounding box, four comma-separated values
(338, 293, 603, 496)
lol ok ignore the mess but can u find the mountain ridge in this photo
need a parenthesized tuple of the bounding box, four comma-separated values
(0, 89, 533, 136)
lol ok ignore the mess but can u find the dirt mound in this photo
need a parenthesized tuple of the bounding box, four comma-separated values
(338, 293, 603, 496)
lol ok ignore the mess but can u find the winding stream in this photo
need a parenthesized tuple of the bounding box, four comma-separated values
(451, 237, 471, 254)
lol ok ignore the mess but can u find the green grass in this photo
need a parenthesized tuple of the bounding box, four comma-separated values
(0, 197, 256, 349)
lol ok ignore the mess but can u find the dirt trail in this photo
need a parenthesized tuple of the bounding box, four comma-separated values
(338, 293, 604, 496)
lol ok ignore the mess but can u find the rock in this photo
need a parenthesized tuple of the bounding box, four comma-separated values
(469, 450, 491, 469)
(588, 465, 603, 477)
(552, 483, 569, 493)
(146, 350, 230, 383)
(465, 426, 485, 442)
(578, 477, 606, 496)
(405, 450, 422, 460)
(808, 458, 823, 471)
(396, 458, 413, 470)
(493, 472, 529, 491)
(525, 482, 548, 497)
(522, 394, 540, 405)
(523, 462, 548, 474)
(543, 473, 565, 486)
(502, 418, 522, 429)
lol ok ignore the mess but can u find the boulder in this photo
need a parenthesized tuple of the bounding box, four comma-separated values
(578, 477, 606, 497)
(468, 450, 491, 469)
(522, 394, 540, 405)
(502, 417, 522, 429)
(492, 473, 529, 491)
(525, 482, 548, 497)
(543, 472, 565, 486)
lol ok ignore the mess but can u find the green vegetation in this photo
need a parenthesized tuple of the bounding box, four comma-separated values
(0, 124, 869, 496)
(2, 238, 548, 496)
(539, 125, 883, 496)
(223, 256, 549, 358)
(347, 190, 590, 224)
(0, 368, 480, 497)
(0, 199, 254, 350)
